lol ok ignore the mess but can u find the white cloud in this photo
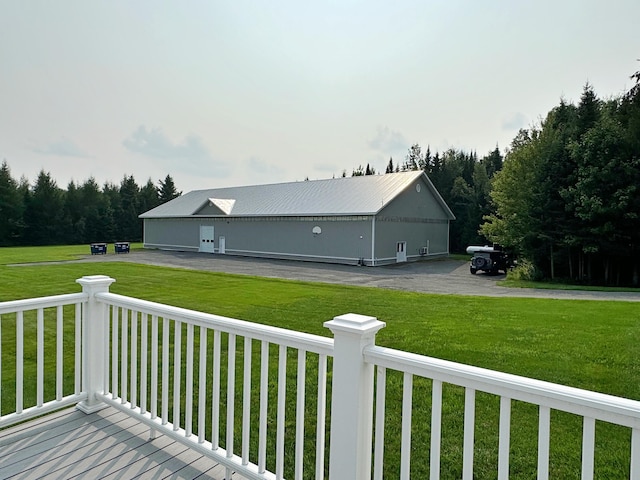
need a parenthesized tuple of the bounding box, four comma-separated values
(368, 126, 409, 154)
(33, 137, 90, 157)
(123, 125, 209, 160)
(245, 156, 285, 177)
(501, 112, 528, 131)
(123, 126, 232, 178)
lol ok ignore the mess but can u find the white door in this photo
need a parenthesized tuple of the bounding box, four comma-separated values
(396, 241, 407, 263)
(199, 226, 215, 253)
(219, 236, 226, 254)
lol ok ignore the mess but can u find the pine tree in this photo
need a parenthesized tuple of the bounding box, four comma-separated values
(140, 178, 160, 213)
(385, 157, 394, 174)
(119, 175, 141, 241)
(158, 174, 181, 203)
(0, 161, 24, 245)
(352, 165, 365, 176)
(23, 170, 64, 245)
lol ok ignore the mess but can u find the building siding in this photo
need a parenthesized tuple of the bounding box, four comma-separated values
(144, 216, 374, 264)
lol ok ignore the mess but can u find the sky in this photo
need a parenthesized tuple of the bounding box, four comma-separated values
(1, 1, 639, 193)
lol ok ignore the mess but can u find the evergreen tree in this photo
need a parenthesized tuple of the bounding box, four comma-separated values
(140, 178, 160, 213)
(352, 165, 365, 176)
(23, 170, 64, 245)
(385, 157, 394, 174)
(575, 83, 600, 136)
(61, 180, 85, 244)
(0, 161, 24, 245)
(80, 177, 107, 243)
(103, 181, 122, 241)
(119, 175, 141, 241)
(404, 143, 422, 171)
(158, 174, 181, 203)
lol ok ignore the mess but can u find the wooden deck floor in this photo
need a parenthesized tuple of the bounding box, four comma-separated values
(0, 406, 245, 479)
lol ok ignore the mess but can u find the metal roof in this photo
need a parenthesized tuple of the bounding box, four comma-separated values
(139, 171, 455, 219)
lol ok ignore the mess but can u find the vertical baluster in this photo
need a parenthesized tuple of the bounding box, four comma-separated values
(37, 308, 44, 407)
(112, 307, 119, 400)
(140, 313, 148, 414)
(185, 323, 194, 437)
(75, 302, 82, 395)
(198, 326, 208, 444)
(161, 317, 169, 425)
(498, 396, 511, 480)
(0, 314, 2, 413)
(315, 354, 327, 480)
(295, 349, 307, 479)
(211, 329, 221, 449)
(56, 306, 63, 401)
(242, 337, 252, 465)
(151, 315, 158, 420)
(463, 387, 476, 480)
(538, 405, 551, 480)
(430, 379, 443, 480)
(150, 315, 159, 440)
(258, 340, 269, 473)
(121, 308, 128, 404)
(16, 310, 23, 414)
(631, 428, 640, 480)
(581, 416, 595, 480)
(102, 303, 109, 395)
(226, 333, 237, 480)
(400, 372, 413, 480)
(173, 320, 182, 431)
(131, 310, 138, 409)
(373, 366, 387, 480)
(276, 344, 287, 480)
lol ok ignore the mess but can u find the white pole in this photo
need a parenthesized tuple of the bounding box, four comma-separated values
(76, 275, 115, 413)
(325, 313, 386, 480)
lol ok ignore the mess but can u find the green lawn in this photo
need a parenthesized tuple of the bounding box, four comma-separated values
(1, 245, 639, 478)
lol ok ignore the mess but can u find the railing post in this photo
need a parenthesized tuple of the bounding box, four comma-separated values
(76, 275, 116, 413)
(325, 313, 386, 480)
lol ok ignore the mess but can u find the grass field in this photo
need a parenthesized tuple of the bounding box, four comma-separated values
(1, 245, 639, 478)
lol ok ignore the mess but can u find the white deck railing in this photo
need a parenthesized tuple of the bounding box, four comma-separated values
(366, 346, 640, 480)
(1, 275, 640, 479)
(0, 291, 87, 427)
(92, 289, 333, 480)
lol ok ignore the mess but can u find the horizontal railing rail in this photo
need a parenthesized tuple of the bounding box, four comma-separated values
(365, 344, 640, 480)
(96, 292, 334, 355)
(366, 346, 640, 428)
(0, 292, 87, 429)
(95, 291, 333, 480)
(0, 292, 86, 315)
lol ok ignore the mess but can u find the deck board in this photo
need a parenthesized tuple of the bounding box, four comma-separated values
(0, 406, 246, 480)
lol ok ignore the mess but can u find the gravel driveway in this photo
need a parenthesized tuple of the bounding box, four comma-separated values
(69, 249, 640, 302)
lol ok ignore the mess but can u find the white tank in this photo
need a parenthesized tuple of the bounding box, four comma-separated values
(466, 245, 498, 254)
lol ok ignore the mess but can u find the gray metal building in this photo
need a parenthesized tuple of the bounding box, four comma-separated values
(139, 171, 455, 266)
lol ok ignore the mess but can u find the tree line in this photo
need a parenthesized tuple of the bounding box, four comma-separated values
(481, 79, 640, 286)
(0, 162, 180, 246)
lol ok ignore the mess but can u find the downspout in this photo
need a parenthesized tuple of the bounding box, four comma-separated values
(371, 216, 376, 266)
